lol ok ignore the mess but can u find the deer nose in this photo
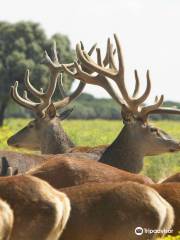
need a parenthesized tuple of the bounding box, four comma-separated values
(169, 142, 180, 152)
(7, 137, 15, 146)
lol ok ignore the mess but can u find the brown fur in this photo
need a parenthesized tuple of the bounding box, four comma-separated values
(27, 156, 179, 235)
(0, 175, 70, 240)
(161, 172, 180, 183)
(27, 156, 154, 188)
(0, 151, 47, 175)
(59, 182, 174, 240)
(68, 145, 107, 155)
(150, 183, 180, 234)
(0, 199, 14, 240)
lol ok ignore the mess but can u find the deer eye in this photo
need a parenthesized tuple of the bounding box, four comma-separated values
(150, 127, 158, 133)
(28, 123, 34, 129)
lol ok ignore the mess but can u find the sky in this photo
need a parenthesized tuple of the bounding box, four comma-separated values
(0, 0, 180, 102)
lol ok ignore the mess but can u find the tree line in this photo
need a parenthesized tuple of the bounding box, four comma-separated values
(1, 20, 180, 123)
(6, 93, 180, 120)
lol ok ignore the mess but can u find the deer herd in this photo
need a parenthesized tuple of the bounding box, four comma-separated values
(0, 34, 180, 240)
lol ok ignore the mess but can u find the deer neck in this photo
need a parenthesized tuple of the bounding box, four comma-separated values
(40, 121, 74, 154)
(99, 125, 144, 173)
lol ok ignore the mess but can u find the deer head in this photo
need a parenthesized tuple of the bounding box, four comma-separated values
(62, 34, 180, 172)
(7, 42, 88, 154)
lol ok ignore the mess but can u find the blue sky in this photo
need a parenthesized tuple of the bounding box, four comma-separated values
(1, 0, 180, 102)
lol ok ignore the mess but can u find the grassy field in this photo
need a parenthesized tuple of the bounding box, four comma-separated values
(1, 118, 180, 182)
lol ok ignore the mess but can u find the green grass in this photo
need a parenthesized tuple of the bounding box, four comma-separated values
(1, 118, 180, 181)
(158, 234, 180, 239)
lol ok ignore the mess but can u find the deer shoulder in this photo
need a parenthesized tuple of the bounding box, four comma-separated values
(0, 175, 70, 240)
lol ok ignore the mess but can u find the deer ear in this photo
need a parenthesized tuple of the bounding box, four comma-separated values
(46, 103, 56, 119)
(58, 108, 74, 121)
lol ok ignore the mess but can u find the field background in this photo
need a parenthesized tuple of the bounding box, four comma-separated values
(1, 118, 180, 182)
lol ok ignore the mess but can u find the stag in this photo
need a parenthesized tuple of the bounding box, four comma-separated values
(0, 175, 70, 240)
(7, 42, 99, 154)
(1, 43, 91, 175)
(61, 34, 180, 173)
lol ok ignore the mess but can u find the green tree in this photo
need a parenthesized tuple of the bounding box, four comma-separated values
(0, 21, 74, 125)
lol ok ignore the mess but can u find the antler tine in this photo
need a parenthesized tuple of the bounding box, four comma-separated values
(103, 38, 116, 67)
(26, 64, 58, 114)
(10, 82, 37, 111)
(54, 77, 86, 109)
(23, 90, 28, 100)
(24, 70, 44, 98)
(78, 43, 97, 74)
(111, 34, 139, 108)
(62, 61, 99, 85)
(150, 107, 180, 115)
(44, 46, 74, 73)
(53, 43, 99, 110)
(76, 43, 116, 79)
(80, 41, 84, 50)
(11, 65, 58, 117)
(143, 97, 180, 116)
(54, 43, 98, 109)
(57, 74, 67, 99)
(88, 43, 97, 56)
(132, 70, 140, 98)
(76, 35, 132, 106)
(63, 61, 124, 106)
(80, 41, 97, 57)
(96, 48, 103, 67)
(113, 34, 124, 75)
(52, 40, 59, 63)
(23, 90, 34, 102)
(154, 96, 158, 102)
(103, 38, 110, 67)
(63, 45, 124, 106)
(109, 42, 117, 70)
(131, 70, 151, 106)
(96, 45, 116, 69)
(141, 95, 164, 117)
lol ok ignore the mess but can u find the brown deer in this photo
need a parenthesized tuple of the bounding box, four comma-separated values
(26, 155, 180, 235)
(7, 42, 99, 154)
(0, 175, 70, 240)
(8, 37, 180, 174)
(58, 181, 174, 240)
(2, 43, 92, 175)
(61, 34, 180, 173)
(0, 198, 14, 240)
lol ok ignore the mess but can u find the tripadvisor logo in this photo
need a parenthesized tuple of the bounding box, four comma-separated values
(135, 226, 173, 236)
(135, 227, 143, 236)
